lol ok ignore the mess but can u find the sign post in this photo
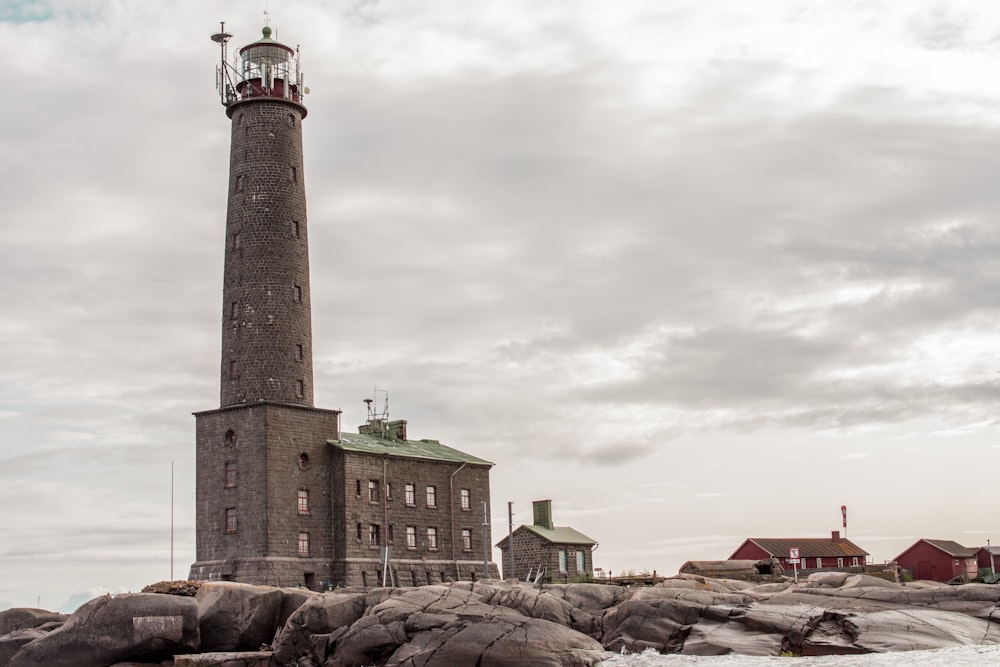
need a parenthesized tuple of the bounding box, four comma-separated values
(789, 548, 800, 584)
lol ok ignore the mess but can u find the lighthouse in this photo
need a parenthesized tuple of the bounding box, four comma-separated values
(190, 21, 498, 590)
(190, 23, 341, 588)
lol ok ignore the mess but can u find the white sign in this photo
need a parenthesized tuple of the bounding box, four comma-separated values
(789, 548, 800, 560)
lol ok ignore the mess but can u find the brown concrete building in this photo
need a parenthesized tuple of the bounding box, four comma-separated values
(496, 500, 597, 583)
(189, 23, 496, 590)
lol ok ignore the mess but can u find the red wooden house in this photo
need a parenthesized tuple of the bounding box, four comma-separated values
(893, 539, 979, 583)
(729, 532, 868, 571)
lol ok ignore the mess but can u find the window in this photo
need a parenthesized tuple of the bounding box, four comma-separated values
(298, 532, 310, 556)
(289, 165, 298, 183)
(837, 557, 844, 568)
(426, 486, 436, 508)
(293, 285, 302, 303)
(288, 113, 295, 128)
(405, 484, 415, 506)
(231, 302, 238, 319)
(851, 557, 859, 567)
(460, 488, 471, 510)
(559, 550, 567, 573)
(385, 483, 393, 500)
(369, 524, 381, 547)
(224, 429, 236, 446)
(462, 529, 472, 551)
(356, 480, 362, 497)
(576, 551, 585, 573)
(292, 220, 300, 238)
(427, 527, 438, 550)
(225, 508, 237, 533)
(406, 526, 416, 549)
(356, 522, 362, 541)
(387, 525, 394, 542)
(298, 452, 310, 469)
(224, 461, 236, 488)
(235, 175, 245, 192)
(232, 232, 241, 250)
(368, 480, 379, 503)
(295, 344, 304, 361)
(298, 489, 309, 514)
(816, 557, 823, 569)
(229, 360, 237, 379)
(296, 379, 304, 398)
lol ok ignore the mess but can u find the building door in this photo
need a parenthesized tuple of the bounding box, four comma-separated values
(917, 561, 934, 580)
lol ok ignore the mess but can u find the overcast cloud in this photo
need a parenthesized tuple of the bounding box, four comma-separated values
(2, 0, 1000, 610)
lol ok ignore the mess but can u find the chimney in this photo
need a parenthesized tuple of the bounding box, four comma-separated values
(832, 530, 841, 542)
(532, 499, 554, 530)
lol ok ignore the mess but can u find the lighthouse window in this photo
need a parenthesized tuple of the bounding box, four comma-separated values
(295, 344, 304, 361)
(294, 285, 302, 303)
(232, 232, 241, 250)
(291, 220, 300, 238)
(229, 360, 237, 379)
(231, 302, 238, 319)
(289, 165, 297, 183)
(296, 380, 304, 398)
(288, 113, 295, 127)
(235, 175, 245, 192)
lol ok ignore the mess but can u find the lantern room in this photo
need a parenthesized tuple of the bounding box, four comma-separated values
(212, 23, 306, 110)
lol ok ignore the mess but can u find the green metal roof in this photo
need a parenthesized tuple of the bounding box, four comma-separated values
(496, 524, 597, 548)
(329, 432, 493, 466)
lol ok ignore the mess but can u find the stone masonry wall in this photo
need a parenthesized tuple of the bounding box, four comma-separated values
(330, 448, 496, 587)
(191, 402, 340, 590)
(221, 98, 314, 408)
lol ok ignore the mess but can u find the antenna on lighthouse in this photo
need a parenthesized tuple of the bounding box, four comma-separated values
(210, 21, 234, 106)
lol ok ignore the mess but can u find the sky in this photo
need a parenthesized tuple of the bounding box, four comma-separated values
(2, 0, 1000, 612)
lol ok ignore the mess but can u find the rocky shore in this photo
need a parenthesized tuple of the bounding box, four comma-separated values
(1, 572, 998, 666)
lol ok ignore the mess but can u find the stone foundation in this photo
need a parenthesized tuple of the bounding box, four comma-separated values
(188, 557, 332, 591)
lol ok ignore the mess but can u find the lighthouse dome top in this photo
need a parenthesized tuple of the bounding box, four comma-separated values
(239, 25, 295, 56)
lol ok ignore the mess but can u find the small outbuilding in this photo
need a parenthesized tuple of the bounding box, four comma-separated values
(496, 499, 597, 583)
(728, 532, 869, 571)
(976, 546, 1000, 573)
(894, 539, 979, 583)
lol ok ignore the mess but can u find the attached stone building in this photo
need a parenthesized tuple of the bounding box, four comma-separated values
(189, 23, 496, 590)
(496, 500, 597, 583)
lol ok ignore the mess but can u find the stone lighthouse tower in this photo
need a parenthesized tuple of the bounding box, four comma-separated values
(189, 23, 341, 588)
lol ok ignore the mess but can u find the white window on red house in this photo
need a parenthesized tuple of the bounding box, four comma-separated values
(225, 508, 237, 533)
(462, 529, 472, 551)
(460, 488, 470, 510)
(852, 557, 859, 567)
(298, 489, 309, 514)
(426, 486, 437, 508)
(405, 484, 415, 506)
(368, 480, 379, 503)
(298, 532, 310, 556)
(816, 557, 823, 569)
(427, 527, 438, 550)
(224, 461, 236, 488)
(369, 524, 381, 546)
(406, 526, 416, 549)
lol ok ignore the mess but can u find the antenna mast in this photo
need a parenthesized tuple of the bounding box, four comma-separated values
(210, 22, 234, 106)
